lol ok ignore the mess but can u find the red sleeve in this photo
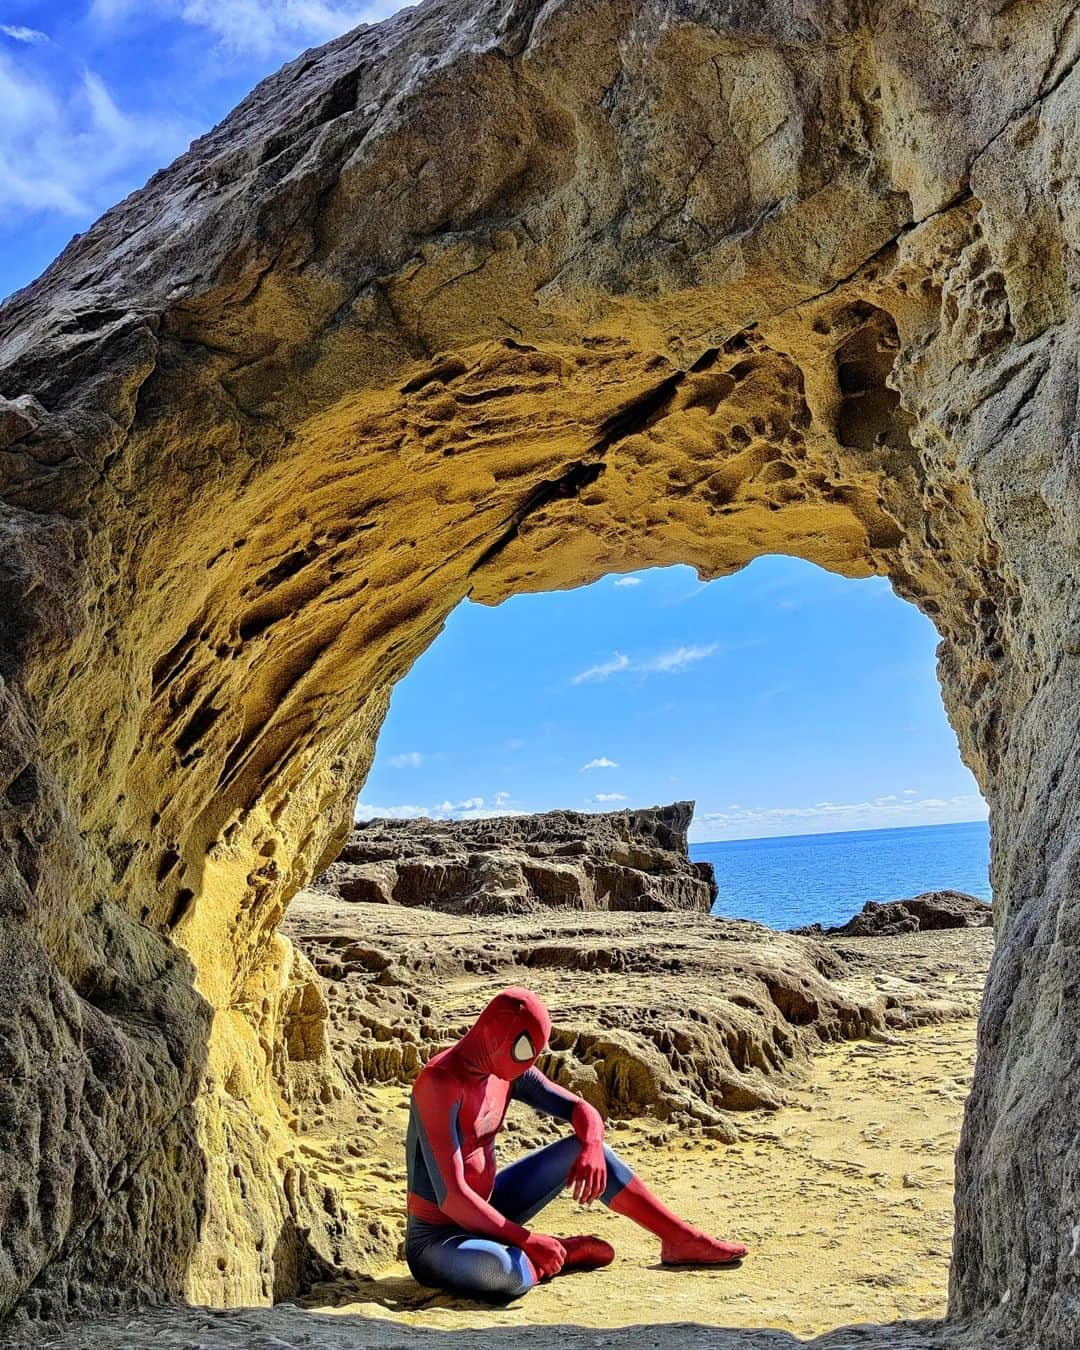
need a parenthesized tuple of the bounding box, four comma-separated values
(412, 1067, 534, 1246)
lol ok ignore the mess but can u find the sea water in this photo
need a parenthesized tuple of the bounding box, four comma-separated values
(692, 819, 991, 930)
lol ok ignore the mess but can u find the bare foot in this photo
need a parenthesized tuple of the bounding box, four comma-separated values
(559, 1235, 616, 1272)
(660, 1232, 748, 1265)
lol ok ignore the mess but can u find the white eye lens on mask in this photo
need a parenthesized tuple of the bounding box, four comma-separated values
(511, 1032, 535, 1063)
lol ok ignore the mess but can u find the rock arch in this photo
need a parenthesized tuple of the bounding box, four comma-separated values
(0, 0, 1075, 1342)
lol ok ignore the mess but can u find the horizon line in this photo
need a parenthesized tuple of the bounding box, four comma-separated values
(690, 817, 989, 848)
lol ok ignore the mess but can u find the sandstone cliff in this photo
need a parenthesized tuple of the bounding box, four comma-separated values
(0, 0, 1075, 1344)
(313, 801, 716, 913)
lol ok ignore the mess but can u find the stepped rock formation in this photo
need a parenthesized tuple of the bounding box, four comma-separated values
(313, 801, 717, 913)
(283, 893, 991, 1130)
(0, 0, 1076, 1343)
(793, 891, 993, 938)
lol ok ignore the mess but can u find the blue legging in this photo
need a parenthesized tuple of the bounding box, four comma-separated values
(405, 1135, 634, 1300)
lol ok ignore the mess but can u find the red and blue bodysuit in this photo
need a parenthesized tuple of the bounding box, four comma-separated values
(405, 987, 748, 1300)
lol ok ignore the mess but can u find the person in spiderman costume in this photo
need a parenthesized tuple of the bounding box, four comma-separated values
(405, 986, 748, 1300)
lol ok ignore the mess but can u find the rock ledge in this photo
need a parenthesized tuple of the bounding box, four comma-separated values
(313, 801, 717, 914)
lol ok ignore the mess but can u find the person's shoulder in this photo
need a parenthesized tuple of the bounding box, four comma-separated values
(413, 1052, 461, 1101)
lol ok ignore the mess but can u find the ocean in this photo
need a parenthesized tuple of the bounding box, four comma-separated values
(691, 819, 991, 931)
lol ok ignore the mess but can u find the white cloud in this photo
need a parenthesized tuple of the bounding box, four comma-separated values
(387, 751, 423, 768)
(1, 25, 49, 43)
(645, 643, 718, 673)
(0, 53, 194, 219)
(690, 792, 988, 842)
(613, 576, 641, 588)
(91, 0, 403, 56)
(572, 652, 631, 684)
(580, 756, 618, 772)
(355, 793, 523, 823)
(903, 788, 918, 796)
(571, 643, 718, 684)
(593, 792, 627, 803)
(355, 801, 433, 820)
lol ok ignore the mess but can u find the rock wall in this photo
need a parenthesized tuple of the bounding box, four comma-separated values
(0, 0, 1076, 1343)
(313, 801, 717, 913)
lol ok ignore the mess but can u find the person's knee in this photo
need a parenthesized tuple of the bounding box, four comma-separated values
(502, 1246, 536, 1297)
(470, 1245, 534, 1299)
(601, 1144, 635, 1201)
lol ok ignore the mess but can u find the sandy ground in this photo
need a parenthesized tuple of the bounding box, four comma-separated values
(30, 1016, 978, 1348)
(302, 1020, 972, 1334)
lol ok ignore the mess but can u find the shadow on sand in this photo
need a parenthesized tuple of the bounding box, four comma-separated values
(300, 1259, 747, 1317)
(27, 1298, 1009, 1350)
(27, 1306, 993, 1350)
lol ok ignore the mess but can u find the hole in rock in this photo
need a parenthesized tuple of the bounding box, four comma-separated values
(279, 558, 992, 1332)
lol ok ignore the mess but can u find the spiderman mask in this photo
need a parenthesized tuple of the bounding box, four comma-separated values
(456, 987, 552, 1081)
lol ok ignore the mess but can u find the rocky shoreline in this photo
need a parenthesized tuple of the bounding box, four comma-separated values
(294, 804, 990, 1138)
(793, 892, 991, 938)
(312, 801, 717, 915)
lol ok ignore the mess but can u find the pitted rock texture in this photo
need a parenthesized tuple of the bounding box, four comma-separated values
(793, 892, 992, 938)
(313, 801, 717, 914)
(283, 891, 991, 1131)
(0, 0, 1076, 1343)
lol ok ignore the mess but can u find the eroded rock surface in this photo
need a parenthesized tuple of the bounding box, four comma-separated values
(793, 891, 992, 937)
(0, 0, 1076, 1343)
(283, 892, 991, 1131)
(313, 801, 716, 914)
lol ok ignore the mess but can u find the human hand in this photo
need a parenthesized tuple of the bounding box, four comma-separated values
(522, 1231, 567, 1279)
(568, 1139, 607, 1204)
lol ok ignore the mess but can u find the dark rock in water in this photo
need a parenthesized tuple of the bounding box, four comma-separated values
(793, 890, 992, 938)
(313, 801, 716, 914)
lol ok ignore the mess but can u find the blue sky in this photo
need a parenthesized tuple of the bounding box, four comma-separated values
(0, 5, 986, 843)
(362, 560, 986, 842)
(0, 0, 405, 300)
